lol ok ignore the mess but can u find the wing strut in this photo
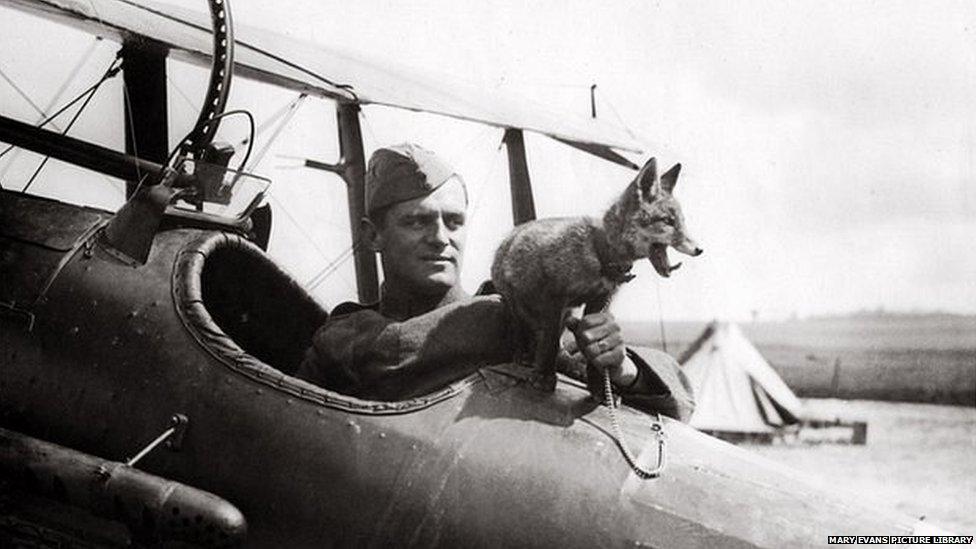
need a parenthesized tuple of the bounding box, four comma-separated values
(336, 102, 379, 303)
(121, 39, 169, 198)
(503, 129, 536, 225)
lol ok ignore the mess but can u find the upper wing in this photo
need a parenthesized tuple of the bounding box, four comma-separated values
(2, 0, 643, 165)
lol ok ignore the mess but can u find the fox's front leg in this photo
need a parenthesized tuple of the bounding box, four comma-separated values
(531, 311, 565, 392)
(505, 301, 538, 368)
(509, 315, 532, 367)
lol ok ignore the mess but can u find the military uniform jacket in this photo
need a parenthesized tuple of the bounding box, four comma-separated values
(296, 293, 694, 422)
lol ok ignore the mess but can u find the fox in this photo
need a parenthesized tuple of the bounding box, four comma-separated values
(491, 157, 702, 392)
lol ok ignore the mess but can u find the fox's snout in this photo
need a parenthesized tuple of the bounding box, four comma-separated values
(674, 240, 703, 257)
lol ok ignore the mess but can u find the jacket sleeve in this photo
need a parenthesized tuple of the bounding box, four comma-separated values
(558, 345, 696, 422)
(296, 295, 512, 400)
(617, 346, 696, 423)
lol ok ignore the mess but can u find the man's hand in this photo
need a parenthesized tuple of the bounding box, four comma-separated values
(564, 312, 638, 388)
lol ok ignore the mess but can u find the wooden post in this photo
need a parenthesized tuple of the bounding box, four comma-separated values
(503, 129, 536, 225)
(336, 102, 379, 304)
(121, 40, 169, 198)
(830, 358, 842, 398)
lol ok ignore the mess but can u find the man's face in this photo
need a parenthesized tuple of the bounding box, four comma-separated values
(371, 177, 467, 295)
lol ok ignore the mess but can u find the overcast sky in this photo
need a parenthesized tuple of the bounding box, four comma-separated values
(1, 0, 973, 321)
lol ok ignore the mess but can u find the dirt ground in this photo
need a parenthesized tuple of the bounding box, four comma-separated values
(745, 399, 976, 535)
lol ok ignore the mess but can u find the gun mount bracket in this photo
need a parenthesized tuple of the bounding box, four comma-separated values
(125, 414, 189, 468)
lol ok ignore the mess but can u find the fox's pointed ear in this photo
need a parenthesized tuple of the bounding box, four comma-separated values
(635, 157, 658, 200)
(661, 163, 681, 194)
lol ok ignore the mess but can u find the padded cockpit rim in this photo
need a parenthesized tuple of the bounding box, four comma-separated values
(172, 232, 477, 415)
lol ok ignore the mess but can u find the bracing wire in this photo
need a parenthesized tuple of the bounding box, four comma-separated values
(121, 77, 144, 188)
(0, 65, 49, 122)
(265, 192, 337, 265)
(1, 83, 91, 160)
(20, 55, 123, 193)
(243, 93, 307, 172)
(236, 93, 306, 152)
(0, 36, 101, 182)
(44, 37, 103, 130)
(21, 84, 102, 193)
(167, 73, 201, 113)
(0, 72, 119, 161)
(446, 125, 495, 164)
(305, 239, 364, 291)
(466, 130, 505, 221)
(358, 108, 383, 150)
(594, 87, 641, 142)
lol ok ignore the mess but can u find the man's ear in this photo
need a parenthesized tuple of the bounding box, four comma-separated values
(635, 157, 659, 201)
(361, 217, 383, 252)
(660, 163, 681, 194)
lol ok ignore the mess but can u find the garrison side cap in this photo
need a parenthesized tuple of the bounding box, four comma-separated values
(365, 143, 466, 216)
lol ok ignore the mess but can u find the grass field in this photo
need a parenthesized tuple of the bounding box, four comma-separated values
(618, 314, 975, 534)
(747, 399, 976, 535)
(622, 313, 976, 406)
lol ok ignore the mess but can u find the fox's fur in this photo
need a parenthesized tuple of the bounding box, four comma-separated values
(491, 157, 702, 391)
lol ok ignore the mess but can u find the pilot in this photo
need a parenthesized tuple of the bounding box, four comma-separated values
(295, 143, 693, 421)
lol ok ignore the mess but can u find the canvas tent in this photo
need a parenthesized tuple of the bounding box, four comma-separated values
(679, 322, 804, 441)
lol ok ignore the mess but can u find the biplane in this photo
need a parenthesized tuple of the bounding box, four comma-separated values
(0, 0, 932, 546)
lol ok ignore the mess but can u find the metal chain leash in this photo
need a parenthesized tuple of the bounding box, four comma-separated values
(602, 367, 667, 479)
(583, 295, 667, 480)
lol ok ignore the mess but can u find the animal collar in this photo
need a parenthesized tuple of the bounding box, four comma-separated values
(593, 226, 636, 284)
(603, 261, 636, 284)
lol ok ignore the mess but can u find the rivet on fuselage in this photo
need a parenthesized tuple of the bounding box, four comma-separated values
(378, 432, 386, 439)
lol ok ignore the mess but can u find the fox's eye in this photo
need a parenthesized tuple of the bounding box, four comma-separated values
(637, 213, 653, 227)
